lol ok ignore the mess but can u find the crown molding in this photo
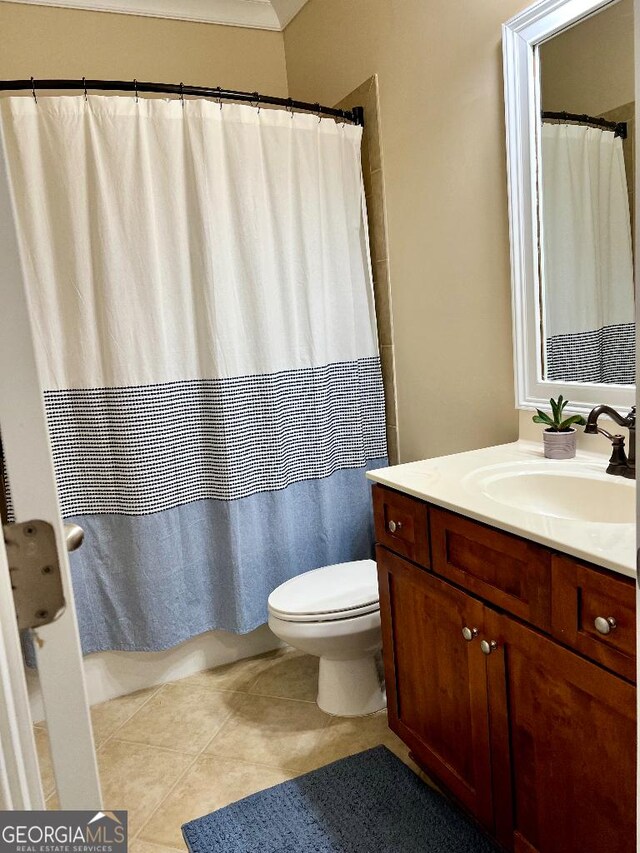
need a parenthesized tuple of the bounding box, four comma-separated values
(269, 0, 306, 27)
(2, 0, 310, 30)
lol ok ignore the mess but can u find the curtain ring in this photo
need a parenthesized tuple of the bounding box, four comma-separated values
(252, 92, 260, 114)
(180, 82, 185, 109)
(30, 77, 37, 104)
(133, 79, 139, 104)
(217, 86, 223, 110)
(82, 76, 88, 103)
(315, 102, 322, 123)
(287, 98, 294, 119)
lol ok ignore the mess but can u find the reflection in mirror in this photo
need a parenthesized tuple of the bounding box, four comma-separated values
(539, 0, 635, 385)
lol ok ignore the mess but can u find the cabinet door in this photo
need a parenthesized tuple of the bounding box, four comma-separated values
(485, 609, 636, 853)
(377, 545, 494, 830)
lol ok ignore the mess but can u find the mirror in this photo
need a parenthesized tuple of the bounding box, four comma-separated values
(539, 0, 635, 386)
(503, 0, 636, 413)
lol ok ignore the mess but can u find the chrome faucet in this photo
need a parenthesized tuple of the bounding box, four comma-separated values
(584, 405, 635, 479)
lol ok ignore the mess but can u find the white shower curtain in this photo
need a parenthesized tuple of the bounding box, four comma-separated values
(541, 122, 634, 383)
(0, 96, 387, 655)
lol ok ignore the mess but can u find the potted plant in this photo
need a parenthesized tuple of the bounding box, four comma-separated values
(533, 396, 586, 459)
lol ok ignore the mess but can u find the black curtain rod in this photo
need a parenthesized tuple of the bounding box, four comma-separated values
(542, 110, 627, 139)
(0, 78, 365, 126)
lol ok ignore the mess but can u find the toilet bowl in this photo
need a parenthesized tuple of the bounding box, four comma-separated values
(267, 559, 386, 717)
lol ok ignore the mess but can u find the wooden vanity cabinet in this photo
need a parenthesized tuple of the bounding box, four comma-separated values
(373, 484, 637, 853)
(377, 547, 494, 828)
(430, 506, 552, 629)
(487, 608, 636, 853)
(551, 554, 636, 682)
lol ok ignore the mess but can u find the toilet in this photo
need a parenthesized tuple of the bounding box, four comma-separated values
(267, 559, 385, 717)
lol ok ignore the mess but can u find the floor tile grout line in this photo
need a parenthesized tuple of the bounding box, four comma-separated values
(46, 650, 320, 834)
(133, 751, 203, 843)
(199, 692, 333, 760)
(227, 648, 301, 696)
(40, 684, 168, 801)
(135, 662, 326, 847)
(243, 688, 317, 704)
(128, 665, 336, 833)
(42, 681, 339, 810)
(104, 736, 211, 758)
(136, 718, 407, 845)
(136, 746, 307, 847)
(101, 654, 309, 829)
(95, 684, 165, 754)
(134, 703, 239, 843)
(201, 749, 312, 776)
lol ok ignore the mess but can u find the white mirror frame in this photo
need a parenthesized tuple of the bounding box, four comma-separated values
(503, 0, 635, 415)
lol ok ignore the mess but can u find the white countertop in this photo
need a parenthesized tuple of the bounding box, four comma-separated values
(367, 440, 636, 579)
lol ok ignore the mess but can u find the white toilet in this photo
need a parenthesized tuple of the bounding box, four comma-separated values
(267, 559, 386, 717)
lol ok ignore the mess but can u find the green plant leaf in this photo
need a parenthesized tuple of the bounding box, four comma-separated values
(549, 398, 559, 424)
(559, 414, 586, 430)
(533, 410, 555, 428)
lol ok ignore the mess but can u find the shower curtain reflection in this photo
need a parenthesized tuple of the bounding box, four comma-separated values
(541, 122, 635, 384)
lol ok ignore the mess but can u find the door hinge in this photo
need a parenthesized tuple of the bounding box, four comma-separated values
(3, 520, 66, 630)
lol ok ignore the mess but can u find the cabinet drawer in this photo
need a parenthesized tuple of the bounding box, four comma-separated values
(551, 555, 636, 682)
(372, 485, 430, 567)
(430, 508, 552, 630)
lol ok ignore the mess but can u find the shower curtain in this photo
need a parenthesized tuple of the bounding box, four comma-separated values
(541, 122, 635, 383)
(0, 96, 387, 654)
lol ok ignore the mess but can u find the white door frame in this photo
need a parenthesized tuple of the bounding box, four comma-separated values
(0, 123, 102, 809)
(635, 1, 640, 848)
(0, 555, 44, 810)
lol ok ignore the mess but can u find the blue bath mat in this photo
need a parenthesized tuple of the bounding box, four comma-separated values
(182, 745, 499, 852)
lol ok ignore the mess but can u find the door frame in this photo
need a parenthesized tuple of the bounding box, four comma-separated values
(0, 122, 101, 809)
(635, 1, 640, 849)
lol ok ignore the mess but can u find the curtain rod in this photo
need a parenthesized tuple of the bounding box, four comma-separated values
(541, 110, 627, 139)
(0, 78, 365, 126)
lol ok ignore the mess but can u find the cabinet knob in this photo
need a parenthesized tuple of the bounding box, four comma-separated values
(480, 639, 498, 656)
(461, 626, 479, 642)
(388, 520, 402, 534)
(594, 616, 617, 635)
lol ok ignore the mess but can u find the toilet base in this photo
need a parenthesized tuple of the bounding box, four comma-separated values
(317, 654, 386, 717)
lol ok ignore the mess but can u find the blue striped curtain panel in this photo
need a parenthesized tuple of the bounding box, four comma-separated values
(1, 97, 387, 654)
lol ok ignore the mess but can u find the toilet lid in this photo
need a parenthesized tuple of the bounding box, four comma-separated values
(268, 559, 379, 623)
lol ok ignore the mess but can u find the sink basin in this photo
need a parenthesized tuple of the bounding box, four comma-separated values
(464, 461, 635, 524)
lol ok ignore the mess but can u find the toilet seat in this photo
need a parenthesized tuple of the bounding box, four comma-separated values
(268, 559, 379, 624)
(269, 599, 380, 623)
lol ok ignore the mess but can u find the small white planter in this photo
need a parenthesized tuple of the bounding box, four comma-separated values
(542, 428, 577, 460)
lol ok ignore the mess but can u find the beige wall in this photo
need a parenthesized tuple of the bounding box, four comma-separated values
(0, 2, 288, 94)
(284, 0, 526, 462)
(541, 0, 634, 116)
(0, 0, 527, 464)
(337, 76, 400, 464)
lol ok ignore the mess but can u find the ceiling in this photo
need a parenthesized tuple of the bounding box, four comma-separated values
(5, 0, 311, 30)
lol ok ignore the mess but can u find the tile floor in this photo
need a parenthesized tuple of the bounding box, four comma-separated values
(35, 647, 427, 853)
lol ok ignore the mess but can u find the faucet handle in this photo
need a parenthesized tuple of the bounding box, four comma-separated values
(606, 435, 629, 475)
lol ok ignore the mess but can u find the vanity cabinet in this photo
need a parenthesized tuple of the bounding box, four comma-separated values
(487, 607, 636, 853)
(373, 484, 636, 853)
(377, 548, 493, 826)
